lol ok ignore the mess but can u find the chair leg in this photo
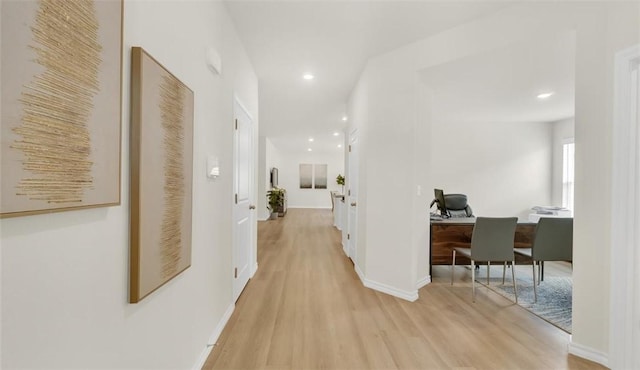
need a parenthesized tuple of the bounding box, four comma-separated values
(472, 259, 476, 302)
(487, 261, 490, 285)
(451, 249, 456, 285)
(532, 260, 538, 303)
(511, 260, 518, 303)
(502, 261, 507, 285)
(537, 262, 542, 286)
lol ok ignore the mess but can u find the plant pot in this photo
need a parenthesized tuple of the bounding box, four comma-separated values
(269, 212, 278, 220)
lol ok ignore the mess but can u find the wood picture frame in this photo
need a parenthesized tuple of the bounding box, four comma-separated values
(1, 0, 123, 218)
(129, 47, 194, 303)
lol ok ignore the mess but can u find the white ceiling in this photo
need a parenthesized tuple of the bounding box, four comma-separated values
(223, 1, 573, 153)
(421, 31, 575, 123)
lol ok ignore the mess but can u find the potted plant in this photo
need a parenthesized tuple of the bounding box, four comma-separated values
(266, 188, 285, 220)
(336, 174, 345, 194)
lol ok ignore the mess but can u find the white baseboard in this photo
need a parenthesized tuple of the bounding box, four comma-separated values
(354, 263, 365, 281)
(286, 206, 332, 209)
(208, 303, 235, 345)
(192, 303, 235, 370)
(568, 339, 609, 368)
(193, 342, 215, 370)
(354, 264, 419, 302)
(416, 275, 431, 289)
(251, 262, 258, 277)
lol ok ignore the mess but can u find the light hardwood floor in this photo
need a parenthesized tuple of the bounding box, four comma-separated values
(203, 208, 602, 370)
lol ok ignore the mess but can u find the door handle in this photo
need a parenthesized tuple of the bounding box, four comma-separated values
(249, 204, 256, 210)
(350, 202, 357, 207)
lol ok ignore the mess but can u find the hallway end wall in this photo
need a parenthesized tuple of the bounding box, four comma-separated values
(266, 143, 344, 209)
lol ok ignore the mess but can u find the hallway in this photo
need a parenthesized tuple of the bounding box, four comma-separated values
(203, 209, 601, 369)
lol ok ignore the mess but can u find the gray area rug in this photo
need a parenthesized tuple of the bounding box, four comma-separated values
(474, 266, 572, 333)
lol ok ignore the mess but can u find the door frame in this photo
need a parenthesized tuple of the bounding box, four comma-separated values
(232, 95, 257, 301)
(346, 129, 358, 262)
(610, 44, 640, 369)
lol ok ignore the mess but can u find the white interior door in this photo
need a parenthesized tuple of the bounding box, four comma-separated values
(347, 132, 358, 262)
(233, 98, 255, 301)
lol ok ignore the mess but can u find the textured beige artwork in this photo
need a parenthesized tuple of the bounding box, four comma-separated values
(129, 47, 193, 303)
(159, 75, 187, 279)
(1, 0, 122, 217)
(14, 0, 99, 203)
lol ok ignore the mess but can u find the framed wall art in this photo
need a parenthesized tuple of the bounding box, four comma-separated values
(129, 47, 194, 303)
(314, 164, 327, 189)
(1, 0, 123, 218)
(299, 163, 313, 189)
(299, 163, 328, 189)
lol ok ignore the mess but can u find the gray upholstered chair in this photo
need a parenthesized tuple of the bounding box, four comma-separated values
(451, 217, 518, 302)
(444, 194, 474, 218)
(514, 217, 573, 302)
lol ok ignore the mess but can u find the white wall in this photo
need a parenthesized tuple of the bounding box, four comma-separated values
(551, 117, 575, 206)
(261, 137, 283, 219)
(1, 2, 258, 369)
(273, 148, 344, 209)
(430, 121, 552, 220)
(571, 3, 638, 361)
(347, 2, 639, 364)
(258, 136, 268, 220)
(263, 139, 344, 210)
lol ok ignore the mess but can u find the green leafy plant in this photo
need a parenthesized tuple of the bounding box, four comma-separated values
(266, 188, 285, 213)
(336, 174, 345, 186)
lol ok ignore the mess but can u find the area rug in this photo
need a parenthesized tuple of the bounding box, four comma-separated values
(474, 266, 572, 333)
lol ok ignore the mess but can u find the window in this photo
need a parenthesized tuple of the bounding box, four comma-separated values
(562, 140, 575, 212)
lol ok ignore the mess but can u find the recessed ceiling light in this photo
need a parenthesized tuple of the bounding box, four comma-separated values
(308, 137, 314, 142)
(342, 116, 348, 121)
(307, 148, 312, 152)
(333, 132, 339, 136)
(537, 92, 554, 99)
(303, 74, 314, 80)
(337, 144, 342, 148)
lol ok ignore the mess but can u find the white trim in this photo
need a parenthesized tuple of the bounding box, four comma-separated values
(416, 275, 431, 290)
(354, 262, 366, 281)
(208, 303, 235, 345)
(192, 344, 214, 370)
(286, 206, 332, 209)
(251, 262, 258, 277)
(192, 303, 235, 370)
(568, 340, 609, 368)
(232, 93, 254, 122)
(610, 44, 640, 370)
(354, 263, 419, 302)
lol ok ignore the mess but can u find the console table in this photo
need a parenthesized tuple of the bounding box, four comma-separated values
(430, 218, 536, 274)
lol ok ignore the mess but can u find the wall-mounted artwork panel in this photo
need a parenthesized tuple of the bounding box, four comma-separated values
(1, 0, 123, 218)
(129, 47, 194, 303)
(314, 164, 327, 189)
(299, 163, 328, 189)
(299, 163, 312, 189)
